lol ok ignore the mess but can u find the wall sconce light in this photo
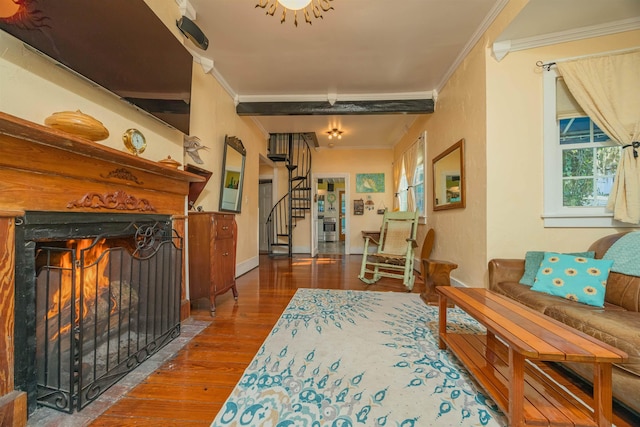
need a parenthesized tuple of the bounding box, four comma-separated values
(327, 128, 343, 140)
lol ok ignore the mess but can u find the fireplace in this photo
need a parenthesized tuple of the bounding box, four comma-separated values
(14, 212, 182, 413)
(0, 112, 204, 424)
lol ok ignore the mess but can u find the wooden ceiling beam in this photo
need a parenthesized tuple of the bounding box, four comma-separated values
(236, 99, 434, 116)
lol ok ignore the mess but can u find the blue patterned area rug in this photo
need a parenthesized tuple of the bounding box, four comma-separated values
(211, 289, 507, 427)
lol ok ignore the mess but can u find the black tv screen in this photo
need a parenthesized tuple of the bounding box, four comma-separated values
(0, 0, 193, 134)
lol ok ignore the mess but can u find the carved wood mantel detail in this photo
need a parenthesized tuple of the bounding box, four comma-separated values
(67, 190, 157, 212)
(101, 167, 144, 185)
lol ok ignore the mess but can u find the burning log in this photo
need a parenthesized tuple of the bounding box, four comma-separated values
(37, 275, 140, 389)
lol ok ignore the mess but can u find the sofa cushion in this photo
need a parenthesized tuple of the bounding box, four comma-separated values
(531, 253, 612, 307)
(492, 279, 623, 313)
(604, 271, 640, 312)
(519, 250, 595, 287)
(544, 304, 640, 378)
(602, 231, 640, 276)
(491, 280, 578, 313)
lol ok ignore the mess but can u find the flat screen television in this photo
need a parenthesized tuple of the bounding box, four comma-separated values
(0, 0, 193, 134)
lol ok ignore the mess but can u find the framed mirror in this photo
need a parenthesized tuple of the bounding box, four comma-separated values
(433, 138, 465, 211)
(219, 135, 246, 213)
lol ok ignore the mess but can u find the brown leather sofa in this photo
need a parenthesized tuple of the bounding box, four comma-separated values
(488, 232, 640, 415)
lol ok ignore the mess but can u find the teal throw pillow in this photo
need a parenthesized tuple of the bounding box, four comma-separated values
(519, 250, 595, 287)
(530, 252, 613, 307)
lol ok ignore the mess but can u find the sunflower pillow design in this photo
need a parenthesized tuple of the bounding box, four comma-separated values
(531, 252, 614, 307)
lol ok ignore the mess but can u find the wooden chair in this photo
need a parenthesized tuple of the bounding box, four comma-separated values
(418, 229, 459, 305)
(420, 228, 435, 280)
(359, 210, 419, 290)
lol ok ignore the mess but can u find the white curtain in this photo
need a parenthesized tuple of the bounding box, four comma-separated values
(392, 158, 402, 211)
(557, 50, 640, 224)
(403, 142, 419, 212)
(415, 137, 425, 217)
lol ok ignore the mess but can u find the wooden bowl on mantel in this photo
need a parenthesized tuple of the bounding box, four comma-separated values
(158, 155, 181, 169)
(44, 110, 109, 141)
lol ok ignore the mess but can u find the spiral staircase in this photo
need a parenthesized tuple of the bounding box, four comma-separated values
(266, 133, 314, 257)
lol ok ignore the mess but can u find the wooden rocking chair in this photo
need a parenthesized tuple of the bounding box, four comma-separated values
(359, 210, 419, 290)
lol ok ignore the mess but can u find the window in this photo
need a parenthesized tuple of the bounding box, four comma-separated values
(397, 163, 409, 211)
(414, 134, 426, 222)
(543, 69, 622, 227)
(559, 117, 619, 207)
(396, 132, 427, 223)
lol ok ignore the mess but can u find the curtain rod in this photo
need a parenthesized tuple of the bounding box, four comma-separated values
(536, 61, 556, 71)
(536, 47, 640, 71)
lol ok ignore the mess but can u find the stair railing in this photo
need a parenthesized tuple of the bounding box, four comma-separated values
(266, 133, 312, 256)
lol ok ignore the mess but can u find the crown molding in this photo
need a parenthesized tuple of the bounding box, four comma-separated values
(236, 91, 434, 104)
(209, 66, 239, 105)
(492, 16, 640, 61)
(182, 48, 239, 105)
(206, 76, 434, 110)
(318, 144, 394, 151)
(390, 116, 418, 148)
(250, 117, 270, 139)
(436, 0, 509, 92)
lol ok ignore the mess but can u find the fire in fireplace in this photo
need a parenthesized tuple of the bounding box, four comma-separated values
(14, 212, 182, 414)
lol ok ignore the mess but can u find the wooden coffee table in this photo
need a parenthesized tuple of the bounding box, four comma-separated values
(437, 287, 628, 427)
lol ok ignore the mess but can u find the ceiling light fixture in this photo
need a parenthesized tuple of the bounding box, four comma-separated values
(327, 128, 342, 140)
(255, 0, 335, 27)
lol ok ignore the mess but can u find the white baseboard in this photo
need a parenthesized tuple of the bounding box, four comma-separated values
(450, 276, 468, 288)
(352, 246, 365, 255)
(268, 246, 306, 256)
(236, 256, 259, 277)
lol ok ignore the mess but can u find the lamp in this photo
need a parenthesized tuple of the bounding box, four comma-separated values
(327, 128, 342, 140)
(255, 0, 335, 26)
(279, 0, 311, 9)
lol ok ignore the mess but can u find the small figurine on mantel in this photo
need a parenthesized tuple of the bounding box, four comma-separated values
(184, 135, 209, 164)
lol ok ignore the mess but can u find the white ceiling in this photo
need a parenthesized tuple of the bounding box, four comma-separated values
(181, 0, 640, 149)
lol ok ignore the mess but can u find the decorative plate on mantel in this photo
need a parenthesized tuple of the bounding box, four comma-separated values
(44, 110, 109, 141)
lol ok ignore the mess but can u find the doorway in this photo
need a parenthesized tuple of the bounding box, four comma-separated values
(258, 154, 278, 256)
(338, 190, 346, 241)
(313, 174, 349, 256)
(258, 179, 272, 254)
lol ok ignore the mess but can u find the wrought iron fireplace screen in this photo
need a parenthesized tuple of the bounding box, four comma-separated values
(14, 212, 182, 414)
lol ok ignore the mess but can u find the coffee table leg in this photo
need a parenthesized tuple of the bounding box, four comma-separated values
(593, 362, 613, 427)
(508, 348, 525, 427)
(486, 330, 497, 364)
(438, 294, 448, 349)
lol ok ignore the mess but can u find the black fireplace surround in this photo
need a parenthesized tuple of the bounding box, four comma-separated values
(13, 212, 182, 414)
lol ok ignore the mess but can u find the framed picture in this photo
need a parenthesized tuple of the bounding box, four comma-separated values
(356, 173, 385, 193)
(354, 199, 364, 215)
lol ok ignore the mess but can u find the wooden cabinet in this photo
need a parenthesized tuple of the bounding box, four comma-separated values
(188, 212, 238, 315)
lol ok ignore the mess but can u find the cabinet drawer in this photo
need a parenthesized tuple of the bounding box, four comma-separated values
(214, 217, 235, 239)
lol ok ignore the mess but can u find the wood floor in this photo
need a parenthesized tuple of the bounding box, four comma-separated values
(88, 254, 639, 426)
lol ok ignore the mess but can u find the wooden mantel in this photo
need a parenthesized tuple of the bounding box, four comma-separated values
(0, 112, 203, 214)
(0, 111, 204, 426)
